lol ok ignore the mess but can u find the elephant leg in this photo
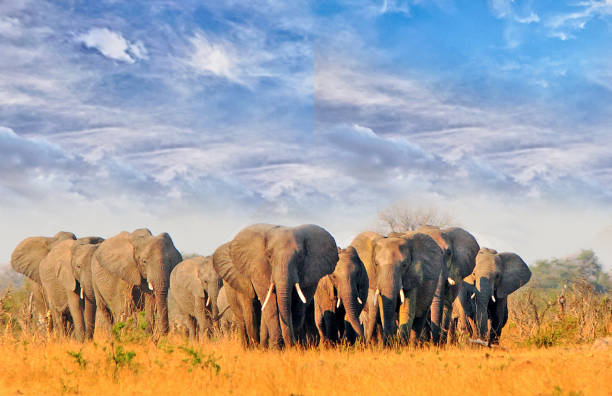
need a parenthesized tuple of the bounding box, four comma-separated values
(398, 288, 418, 345)
(185, 316, 196, 339)
(50, 309, 65, 338)
(411, 315, 427, 347)
(83, 295, 96, 340)
(364, 289, 378, 343)
(66, 290, 85, 342)
(144, 292, 155, 333)
(93, 282, 113, 336)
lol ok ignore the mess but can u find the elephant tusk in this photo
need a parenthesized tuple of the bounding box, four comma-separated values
(206, 295, 211, 307)
(471, 293, 476, 299)
(80, 288, 84, 300)
(373, 289, 380, 307)
(357, 297, 363, 305)
(295, 283, 307, 304)
(447, 277, 456, 286)
(491, 295, 496, 303)
(399, 288, 405, 304)
(261, 283, 274, 312)
(336, 298, 341, 308)
(148, 281, 153, 291)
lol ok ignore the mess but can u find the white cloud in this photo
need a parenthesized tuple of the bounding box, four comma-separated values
(77, 28, 147, 63)
(548, 1, 612, 40)
(516, 12, 540, 24)
(186, 33, 239, 82)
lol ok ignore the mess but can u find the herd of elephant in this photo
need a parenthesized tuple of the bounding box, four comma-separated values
(9, 224, 532, 348)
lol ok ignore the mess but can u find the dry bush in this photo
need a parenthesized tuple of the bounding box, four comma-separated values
(507, 279, 612, 347)
(377, 202, 455, 234)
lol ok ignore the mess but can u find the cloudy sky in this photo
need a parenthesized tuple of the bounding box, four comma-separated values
(1, 0, 611, 269)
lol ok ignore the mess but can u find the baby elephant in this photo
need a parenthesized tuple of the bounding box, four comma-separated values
(169, 255, 222, 340)
(313, 246, 368, 344)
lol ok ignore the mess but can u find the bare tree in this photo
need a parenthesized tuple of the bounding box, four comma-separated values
(377, 202, 455, 234)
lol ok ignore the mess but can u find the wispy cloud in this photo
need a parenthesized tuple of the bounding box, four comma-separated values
(77, 28, 147, 63)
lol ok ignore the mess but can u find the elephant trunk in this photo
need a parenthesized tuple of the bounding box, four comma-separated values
(379, 275, 399, 343)
(339, 285, 364, 340)
(475, 277, 492, 342)
(275, 278, 294, 347)
(430, 269, 447, 344)
(154, 290, 169, 335)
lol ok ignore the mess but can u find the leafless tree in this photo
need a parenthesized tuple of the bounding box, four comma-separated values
(376, 202, 455, 234)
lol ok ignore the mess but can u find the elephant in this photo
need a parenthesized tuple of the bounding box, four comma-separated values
(92, 228, 182, 337)
(39, 236, 104, 341)
(416, 225, 480, 344)
(313, 246, 368, 344)
(457, 247, 531, 345)
(216, 285, 235, 335)
(214, 224, 338, 349)
(168, 255, 222, 340)
(351, 231, 443, 345)
(11, 231, 77, 333)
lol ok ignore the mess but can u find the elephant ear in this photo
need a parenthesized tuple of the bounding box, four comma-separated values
(11, 236, 54, 283)
(295, 224, 339, 287)
(405, 232, 444, 283)
(349, 232, 383, 290)
(53, 241, 77, 292)
(191, 257, 207, 298)
(213, 242, 253, 297)
(443, 227, 480, 279)
(229, 224, 276, 281)
(95, 234, 141, 286)
(498, 252, 531, 298)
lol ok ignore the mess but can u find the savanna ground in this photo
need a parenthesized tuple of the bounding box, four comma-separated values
(0, 280, 610, 396)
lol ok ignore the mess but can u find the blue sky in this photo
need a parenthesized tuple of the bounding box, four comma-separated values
(1, 0, 612, 268)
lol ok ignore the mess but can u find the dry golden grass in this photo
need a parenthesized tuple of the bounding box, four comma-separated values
(0, 333, 610, 396)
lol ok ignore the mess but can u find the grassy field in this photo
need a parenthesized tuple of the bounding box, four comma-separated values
(0, 333, 610, 396)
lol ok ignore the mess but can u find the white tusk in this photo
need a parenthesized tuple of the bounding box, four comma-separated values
(491, 295, 496, 303)
(399, 288, 405, 304)
(206, 295, 211, 307)
(373, 289, 380, 307)
(336, 298, 341, 308)
(261, 283, 274, 312)
(295, 283, 307, 304)
(471, 293, 476, 299)
(148, 281, 153, 291)
(447, 277, 456, 286)
(357, 297, 363, 305)
(80, 288, 84, 300)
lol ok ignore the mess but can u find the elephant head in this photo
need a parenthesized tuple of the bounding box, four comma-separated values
(56, 237, 105, 299)
(195, 256, 222, 321)
(226, 224, 338, 348)
(94, 229, 182, 335)
(417, 226, 479, 342)
(471, 248, 531, 341)
(11, 231, 77, 283)
(329, 246, 368, 340)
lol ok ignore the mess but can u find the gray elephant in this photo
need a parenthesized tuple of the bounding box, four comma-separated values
(456, 247, 531, 345)
(216, 285, 235, 335)
(39, 236, 104, 341)
(92, 228, 182, 336)
(448, 280, 478, 343)
(214, 224, 338, 349)
(416, 225, 480, 344)
(11, 231, 77, 333)
(169, 255, 222, 340)
(313, 246, 368, 344)
(351, 231, 443, 345)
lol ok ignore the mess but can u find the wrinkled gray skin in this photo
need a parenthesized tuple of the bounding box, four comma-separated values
(313, 247, 368, 344)
(464, 248, 531, 345)
(416, 226, 479, 344)
(10, 231, 77, 334)
(216, 285, 234, 335)
(39, 236, 104, 341)
(213, 242, 260, 347)
(448, 280, 478, 343)
(92, 229, 182, 337)
(215, 224, 338, 349)
(169, 255, 222, 340)
(352, 231, 443, 345)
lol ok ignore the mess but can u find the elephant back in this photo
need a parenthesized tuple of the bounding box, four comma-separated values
(11, 232, 76, 283)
